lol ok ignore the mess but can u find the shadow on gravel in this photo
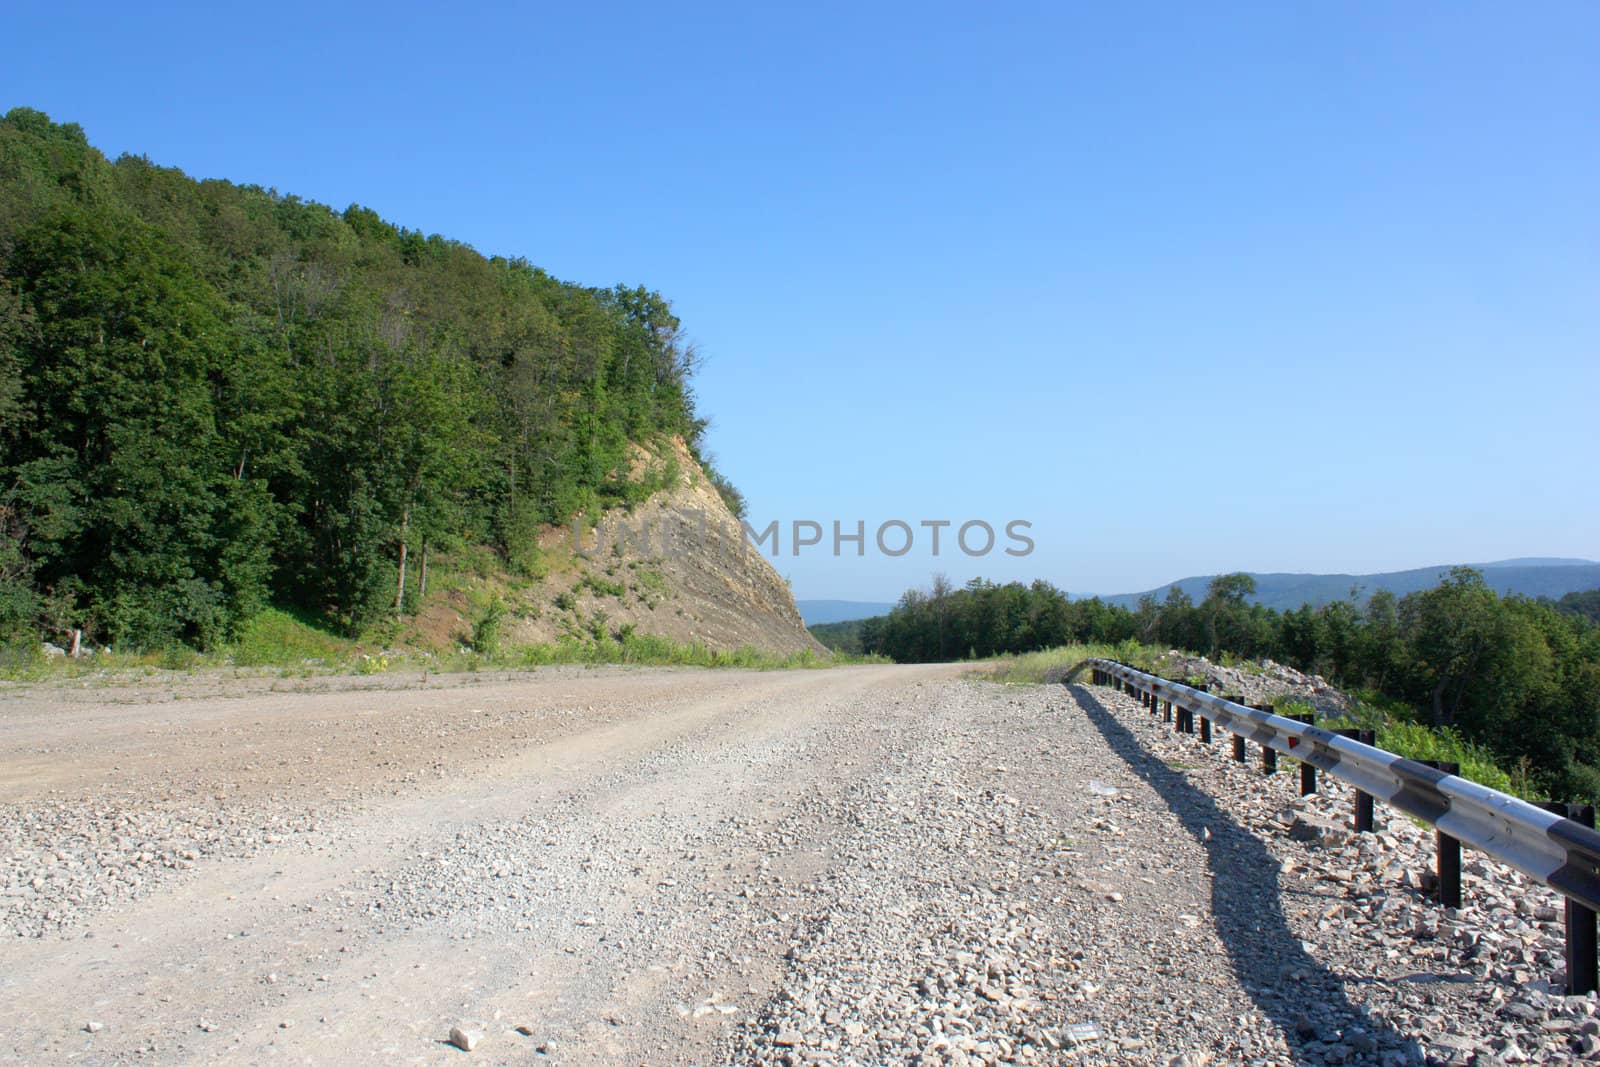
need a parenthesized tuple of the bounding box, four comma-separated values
(1068, 684, 1425, 1067)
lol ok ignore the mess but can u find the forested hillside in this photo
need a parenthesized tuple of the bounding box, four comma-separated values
(862, 570, 1600, 804)
(1102, 560, 1600, 611)
(0, 108, 743, 648)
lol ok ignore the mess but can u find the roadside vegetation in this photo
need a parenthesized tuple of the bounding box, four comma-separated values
(857, 570, 1600, 806)
(0, 605, 881, 683)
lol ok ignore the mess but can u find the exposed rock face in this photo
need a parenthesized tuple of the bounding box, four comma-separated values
(482, 437, 824, 656)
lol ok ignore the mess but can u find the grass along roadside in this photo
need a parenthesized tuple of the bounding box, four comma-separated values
(986, 640, 1162, 684)
(1, 607, 885, 684)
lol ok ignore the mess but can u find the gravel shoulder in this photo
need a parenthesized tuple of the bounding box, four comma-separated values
(0, 666, 1594, 1066)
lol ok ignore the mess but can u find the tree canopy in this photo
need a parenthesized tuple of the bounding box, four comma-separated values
(856, 570, 1600, 804)
(0, 108, 728, 643)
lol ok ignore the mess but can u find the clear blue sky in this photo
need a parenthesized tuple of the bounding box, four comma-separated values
(7, 1, 1596, 601)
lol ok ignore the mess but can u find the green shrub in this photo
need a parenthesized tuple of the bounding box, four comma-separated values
(1375, 721, 1524, 797)
(579, 574, 626, 599)
(228, 607, 352, 666)
(470, 598, 507, 658)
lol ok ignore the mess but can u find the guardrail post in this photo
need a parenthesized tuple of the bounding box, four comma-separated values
(1248, 703, 1276, 774)
(1199, 715, 1211, 743)
(1231, 734, 1246, 762)
(1540, 802, 1598, 996)
(1436, 825, 1462, 908)
(1290, 713, 1316, 795)
(1421, 760, 1462, 908)
(1336, 729, 1377, 832)
(1163, 698, 1173, 725)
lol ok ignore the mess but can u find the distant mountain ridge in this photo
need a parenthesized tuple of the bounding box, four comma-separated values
(797, 600, 898, 625)
(1099, 559, 1600, 612)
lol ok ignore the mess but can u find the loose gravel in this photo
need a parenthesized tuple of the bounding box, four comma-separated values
(0, 665, 1593, 1066)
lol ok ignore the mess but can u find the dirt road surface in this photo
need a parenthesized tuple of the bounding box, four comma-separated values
(3, 664, 1566, 1066)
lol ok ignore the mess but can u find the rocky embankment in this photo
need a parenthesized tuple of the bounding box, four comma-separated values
(1045, 651, 1353, 716)
(1152, 651, 1354, 716)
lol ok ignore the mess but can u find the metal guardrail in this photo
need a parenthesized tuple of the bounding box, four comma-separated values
(1066, 658, 1600, 995)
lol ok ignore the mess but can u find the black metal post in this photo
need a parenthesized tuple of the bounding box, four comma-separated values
(1291, 713, 1316, 795)
(1231, 734, 1246, 762)
(1421, 760, 1461, 908)
(1355, 787, 1374, 832)
(1247, 703, 1276, 773)
(1336, 729, 1377, 831)
(1199, 716, 1211, 743)
(1436, 828, 1462, 909)
(1541, 802, 1598, 996)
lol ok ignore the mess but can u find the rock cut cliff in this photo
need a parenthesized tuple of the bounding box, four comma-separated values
(413, 438, 824, 656)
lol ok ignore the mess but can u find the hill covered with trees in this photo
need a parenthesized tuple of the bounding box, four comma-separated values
(859, 569, 1600, 805)
(1101, 559, 1600, 611)
(0, 108, 744, 649)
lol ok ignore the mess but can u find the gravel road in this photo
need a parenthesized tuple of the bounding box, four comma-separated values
(0, 666, 1594, 1065)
